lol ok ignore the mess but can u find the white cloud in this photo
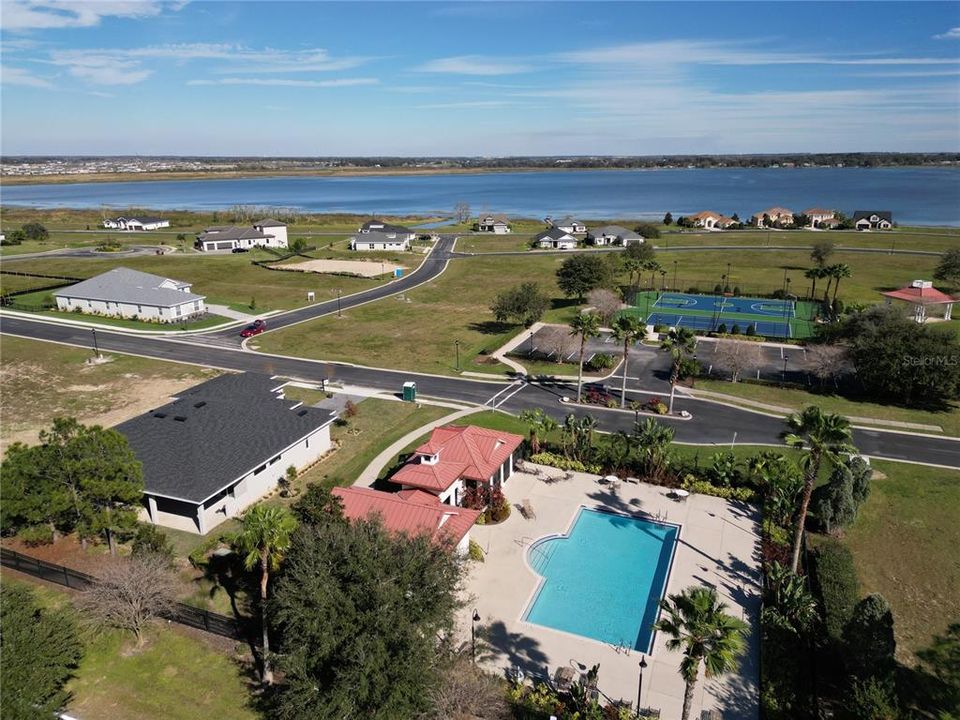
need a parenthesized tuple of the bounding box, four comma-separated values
(934, 27, 960, 40)
(1, 64, 55, 88)
(415, 100, 521, 109)
(48, 49, 152, 84)
(1, 1, 168, 31)
(416, 55, 535, 76)
(187, 77, 378, 88)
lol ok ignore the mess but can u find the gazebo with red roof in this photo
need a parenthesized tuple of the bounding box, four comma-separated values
(881, 280, 956, 323)
(332, 486, 480, 555)
(389, 424, 525, 506)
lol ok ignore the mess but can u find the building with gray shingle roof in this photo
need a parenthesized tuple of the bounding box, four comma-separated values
(533, 226, 579, 249)
(586, 225, 643, 246)
(116, 373, 338, 534)
(54, 267, 206, 323)
(197, 220, 288, 251)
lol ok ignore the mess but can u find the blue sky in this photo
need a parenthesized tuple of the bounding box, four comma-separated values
(2, 1, 959, 155)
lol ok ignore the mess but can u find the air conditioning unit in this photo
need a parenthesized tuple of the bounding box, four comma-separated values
(911, 280, 933, 289)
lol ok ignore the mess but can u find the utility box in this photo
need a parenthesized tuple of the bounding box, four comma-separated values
(394, 268, 404, 278)
(402, 381, 417, 402)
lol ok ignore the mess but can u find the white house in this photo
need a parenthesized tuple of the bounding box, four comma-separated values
(547, 216, 587, 234)
(533, 226, 579, 249)
(333, 487, 480, 556)
(802, 208, 837, 228)
(54, 267, 206, 323)
(475, 215, 511, 234)
(358, 220, 416, 242)
(349, 230, 411, 251)
(117, 373, 338, 535)
(586, 225, 644, 246)
(852, 210, 893, 231)
(102, 216, 170, 231)
(196, 220, 288, 251)
(687, 211, 737, 230)
(390, 425, 524, 507)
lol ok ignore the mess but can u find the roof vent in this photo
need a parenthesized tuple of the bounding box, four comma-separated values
(153, 412, 167, 419)
(173, 416, 187, 422)
(193, 401, 207, 409)
(297, 409, 308, 417)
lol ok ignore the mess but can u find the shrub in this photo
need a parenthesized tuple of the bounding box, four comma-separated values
(633, 222, 660, 239)
(681, 476, 756, 502)
(468, 539, 485, 562)
(844, 594, 896, 681)
(486, 487, 511, 523)
(587, 353, 615, 371)
(733, 286, 741, 296)
(19, 524, 54, 545)
(652, 323, 666, 333)
(731, 323, 741, 335)
(131, 523, 174, 561)
(461, 484, 489, 511)
(762, 518, 791, 547)
(714, 283, 723, 294)
(343, 399, 358, 418)
(811, 539, 860, 642)
(845, 676, 899, 720)
(645, 397, 668, 414)
(686, 286, 699, 294)
(717, 322, 728, 334)
(528, 452, 601, 474)
(745, 323, 757, 336)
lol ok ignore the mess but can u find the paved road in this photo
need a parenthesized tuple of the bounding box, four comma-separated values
(2, 315, 958, 468)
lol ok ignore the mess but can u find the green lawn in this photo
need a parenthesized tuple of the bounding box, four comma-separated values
(695, 378, 960, 437)
(836, 460, 960, 661)
(0, 335, 217, 450)
(258, 254, 579, 375)
(661, 227, 959, 253)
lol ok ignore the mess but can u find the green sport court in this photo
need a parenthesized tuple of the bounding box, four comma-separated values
(623, 290, 818, 339)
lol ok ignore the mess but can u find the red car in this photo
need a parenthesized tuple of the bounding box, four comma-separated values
(240, 319, 266, 338)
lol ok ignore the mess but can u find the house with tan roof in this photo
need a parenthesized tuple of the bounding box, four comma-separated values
(688, 211, 737, 230)
(332, 486, 481, 555)
(750, 207, 794, 228)
(802, 208, 837, 228)
(389, 424, 525, 506)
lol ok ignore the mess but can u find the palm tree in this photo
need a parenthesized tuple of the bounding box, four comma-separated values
(611, 313, 646, 408)
(633, 417, 675, 480)
(654, 586, 748, 720)
(235, 503, 298, 684)
(830, 263, 851, 304)
(781, 406, 855, 573)
(569, 311, 601, 403)
(519, 408, 558, 455)
(660, 326, 698, 414)
(804, 267, 823, 301)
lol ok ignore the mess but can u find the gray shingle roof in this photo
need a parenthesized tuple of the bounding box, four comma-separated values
(360, 220, 414, 234)
(253, 218, 287, 228)
(351, 230, 410, 244)
(852, 210, 893, 222)
(116, 373, 337, 504)
(587, 225, 639, 239)
(54, 267, 204, 307)
(534, 227, 577, 241)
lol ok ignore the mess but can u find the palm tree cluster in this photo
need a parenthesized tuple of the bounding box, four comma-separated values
(803, 263, 852, 305)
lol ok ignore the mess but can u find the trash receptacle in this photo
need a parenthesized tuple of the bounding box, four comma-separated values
(402, 381, 417, 402)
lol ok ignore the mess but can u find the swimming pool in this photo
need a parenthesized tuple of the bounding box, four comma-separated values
(524, 508, 678, 652)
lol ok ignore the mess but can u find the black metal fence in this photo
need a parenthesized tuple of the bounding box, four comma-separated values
(0, 547, 247, 642)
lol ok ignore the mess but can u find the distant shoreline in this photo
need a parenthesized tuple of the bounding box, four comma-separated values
(2, 163, 956, 187)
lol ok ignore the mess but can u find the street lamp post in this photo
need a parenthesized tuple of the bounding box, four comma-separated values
(782, 354, 789, 386)
(673, 260, 678, 291)
(455, 339, 461, 371)
(471, 609, 481, 663)
(336, 288, 342, 318)
(635, 656, 648, 718)
(91, 328, 101, 359)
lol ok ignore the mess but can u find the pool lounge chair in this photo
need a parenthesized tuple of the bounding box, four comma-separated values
(521, 498, 536, 520)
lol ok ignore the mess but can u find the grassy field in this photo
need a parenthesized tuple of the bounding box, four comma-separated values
(0, 336, 217, 452)
(258, 254, 579, 375)
(837, 460, 960, 661)
(2, 575, 257, 720)
(695, 378, 960, 436)
(661, 227, 959, 252)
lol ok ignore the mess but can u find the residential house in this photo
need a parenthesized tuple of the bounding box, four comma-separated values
(196, 220, 288, 251)
(585, 225, 643, 246)
(54, 267, 206, 323)
(533, 226, 579, 250)
(332, 487, 481, 556)
(547, 216, 587, 234)
(475, 215, 511, 234)
(389, 425, 524, 507)
(359, 220, 416, 242)
(882, 280, 955, 323)
(350, 230, 411, 251)
(102, 216, 170, 231)
(117, 373, 337, 535)
(751, 207, 794, 228)
(802, 208, 837, 228)
(852, 210, 893, 230)
(687, 211, 728, 230)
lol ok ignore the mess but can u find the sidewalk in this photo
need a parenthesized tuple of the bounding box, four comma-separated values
(352, 406, 484, 487)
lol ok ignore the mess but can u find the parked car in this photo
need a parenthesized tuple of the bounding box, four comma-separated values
(240, 319, 266, 337)
(231, 247, 249, 253)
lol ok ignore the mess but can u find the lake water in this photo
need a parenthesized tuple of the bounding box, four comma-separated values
(2, 167, 959, 226)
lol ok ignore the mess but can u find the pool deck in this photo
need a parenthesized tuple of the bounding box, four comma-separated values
(458, 466, 761, 719)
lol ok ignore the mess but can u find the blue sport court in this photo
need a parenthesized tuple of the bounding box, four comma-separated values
(524, 508, 678, 652)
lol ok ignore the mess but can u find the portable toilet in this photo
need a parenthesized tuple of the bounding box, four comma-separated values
(402, 381, 417, 402)
(394, 268, 404, 278)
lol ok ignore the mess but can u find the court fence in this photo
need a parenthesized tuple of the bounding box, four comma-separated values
(0, 547, 249, 642)
(623, 280, 827, 303)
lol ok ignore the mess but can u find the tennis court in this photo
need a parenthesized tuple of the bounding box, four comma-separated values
(623, 290, 818, 339)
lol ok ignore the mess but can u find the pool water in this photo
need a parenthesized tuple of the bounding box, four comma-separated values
(524, 508, 678, 652)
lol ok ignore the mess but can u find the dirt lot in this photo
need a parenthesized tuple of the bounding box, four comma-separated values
(283, 258, 406, 277)
(0, 336, 219, 453)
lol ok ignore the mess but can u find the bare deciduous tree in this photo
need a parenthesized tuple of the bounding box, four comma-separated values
(586, 287, 622, 325)
(421, 654, 511, 720)
(453, 201, 471, 223)
(805, 344, 849, 386)
(538, 325, 578, 364)
(78, 553, 177, 647)
(713, 340, 763, 383)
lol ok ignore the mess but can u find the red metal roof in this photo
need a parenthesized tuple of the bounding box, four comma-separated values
(882, 285, 956, 305)
(332, 486, 479, 548)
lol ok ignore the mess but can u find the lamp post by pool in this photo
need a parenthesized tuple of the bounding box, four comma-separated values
(471, 609, 481, 663)
(635, 655, 648, 718)
(90, 328, 101, 359)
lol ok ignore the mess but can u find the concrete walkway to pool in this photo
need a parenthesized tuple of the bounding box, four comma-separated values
(457, 466, 761, 719)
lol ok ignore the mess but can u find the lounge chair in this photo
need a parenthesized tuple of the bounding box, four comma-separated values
(521, 498, 536, 520)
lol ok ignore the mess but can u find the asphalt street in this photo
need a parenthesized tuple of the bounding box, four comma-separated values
(1, 314, 958, 469)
